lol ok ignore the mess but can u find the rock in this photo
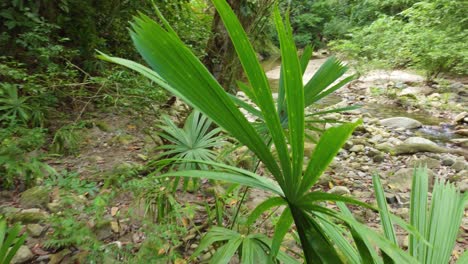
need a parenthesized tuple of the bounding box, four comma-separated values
(450, 138, 468, 148)
(95, 222, 113, 240)
(450, 82, 464, 90)
(388, 168, 434, 191)
(373, 153, 385, 162)
(343, 141, 353, 150)
(409, 156, 441, 169)
(449, 170, 467, 183)
(27, 224, 45, 237)
(441, 156, 456, 166)
(385, 193, 398, 204)
(11, 246, 34, 264)
(369, 134, 383, 144)
(380, 117, 422, 129)
(304, 142, 316, 157)
(328, 186, 351, 196)
(375, 142, 394, 153)
(395, 137, 447, 155)
(395, 207, 409, 219)
(453, 112, 467, 124)
(349, 144, 365, 153)
(458, 179, 468, 192)
(9, 210, 48, 223)
(366, 148, 380, 157)
(20, 186, 50, 209)
(451, 160, 467, 172)
(49, 249, 71, 264)
(454, 129, 468, 136)
(399, 86, 432, 96)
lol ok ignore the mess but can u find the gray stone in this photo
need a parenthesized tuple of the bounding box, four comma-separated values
(449, 170, 467, 183)
(453, 112, 467, 124)
(9, 210, 48, 224)
(409, 156, 441, 169)
(375, 142, 394, 153)
(27, 224, 45, 237)
(458, 179, 468, 192)
(328, 186, 351, 196)
(20, 186, 50, 209)
(441, 156, 456, 166)
(373, 153, 385, 162)
(380, 117, 422, 129)
(11, 246, 34, 264)
(451, 160, 467, 172)
(389, 168, 434, 191)
(350, 145, 365, 153)
(395, 137, 447, 155)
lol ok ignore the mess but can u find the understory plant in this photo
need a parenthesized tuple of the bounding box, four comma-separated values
(0, 218, 26, 264)
(100, 0, 419, 262)
(372, 167, 468, 264)
(156, 110, 226, 190)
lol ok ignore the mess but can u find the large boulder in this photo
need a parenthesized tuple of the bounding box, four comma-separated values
(380, 117, 422, 129)
(395, 137, 447, 155)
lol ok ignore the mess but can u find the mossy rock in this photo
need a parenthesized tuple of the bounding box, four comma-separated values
(20, 186, 51, 209)
(9, 210, 48, 224)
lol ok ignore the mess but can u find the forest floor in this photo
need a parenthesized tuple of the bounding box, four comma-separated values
(1, 56, 467, 263)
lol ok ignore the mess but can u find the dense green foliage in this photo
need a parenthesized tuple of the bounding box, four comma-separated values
(331, 0, 467, 79)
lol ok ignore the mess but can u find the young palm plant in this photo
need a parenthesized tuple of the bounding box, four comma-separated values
(155, 110, 226, 190)
(372, 167, 468, 264)
(0, 218, 27, 264)
(99, 0, 414, 262)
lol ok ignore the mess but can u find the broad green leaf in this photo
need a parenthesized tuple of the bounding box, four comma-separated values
(274, 6, 304, 193)
(409, 166, 428, 260)
(300, 45, 313, 75)
(246, 196, 287, 226)
(270, 208, 293, 259)
(373, 175, 398, 244)
(212, 0, 289, 189)
(210, 236, 243, 264)
(304, 57, 348, 106)
(192, 227, 239, 259)
(299, 121, 361, 195)
(157, 170, 283, 196)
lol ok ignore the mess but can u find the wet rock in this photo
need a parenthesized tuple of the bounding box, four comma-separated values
(27, 224, 45, 237)
(395, 137, 447, 155)
(451, 160, 467, 172)
(380, 117, 422, 129)
(350, 145, 365, 153)
(328, 186, 351, 196)
(20, 186, 50, 209)
(11, 246, 34, 264)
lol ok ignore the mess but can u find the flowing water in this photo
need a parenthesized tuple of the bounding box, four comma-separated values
(263, 57, 461, 143)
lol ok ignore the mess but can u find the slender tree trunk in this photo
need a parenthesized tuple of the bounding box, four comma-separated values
(203, 0, 247, 93)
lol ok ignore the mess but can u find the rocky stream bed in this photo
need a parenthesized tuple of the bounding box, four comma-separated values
(1, 56, 467, 263)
